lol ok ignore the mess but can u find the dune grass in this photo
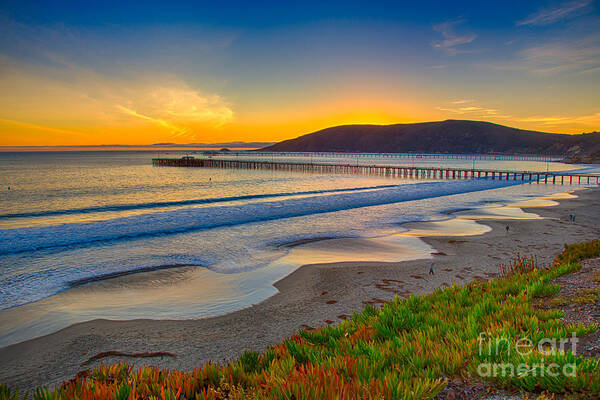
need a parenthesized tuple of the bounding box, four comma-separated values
(2, 239, 600, 399)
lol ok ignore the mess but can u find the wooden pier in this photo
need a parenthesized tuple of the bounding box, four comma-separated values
(152, 158, 600, 185)
(245, 151, 562, 162)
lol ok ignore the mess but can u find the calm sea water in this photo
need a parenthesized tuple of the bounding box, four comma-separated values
(0, 151, 597, 345)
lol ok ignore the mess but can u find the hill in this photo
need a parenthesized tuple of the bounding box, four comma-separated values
(261, 120, 600, 161)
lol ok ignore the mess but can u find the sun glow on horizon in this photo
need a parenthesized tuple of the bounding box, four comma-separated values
(1, 66, 597, 146)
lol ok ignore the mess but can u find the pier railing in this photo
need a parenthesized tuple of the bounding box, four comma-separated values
(243, 151, 564, 162)
(152, 158, 599, 185)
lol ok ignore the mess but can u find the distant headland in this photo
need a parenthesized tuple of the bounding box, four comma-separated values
(261, 120, 600, 163)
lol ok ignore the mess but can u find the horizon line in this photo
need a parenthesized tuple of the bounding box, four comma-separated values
(1, 119, 598, 148)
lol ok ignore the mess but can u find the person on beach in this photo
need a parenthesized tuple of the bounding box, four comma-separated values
(506, 225, 509, 233)
(429, 262, 434, 275)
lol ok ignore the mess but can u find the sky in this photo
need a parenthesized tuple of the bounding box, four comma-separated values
(0, 0, 599, 146)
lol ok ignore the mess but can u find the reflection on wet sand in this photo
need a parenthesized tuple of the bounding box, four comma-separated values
(0, 265, 281, 347)
(399, 191, 578, 236)
(400, 218, 491, 237)
(279, 235, 433, 265)
(452, 206, 543, 220)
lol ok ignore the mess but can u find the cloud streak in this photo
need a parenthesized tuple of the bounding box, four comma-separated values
(517, 0, 593, 26)
(436, 100, 500, 117)
(485, 34, 600, 76)
(0, 52, 235, 144)
(436, 99, 600, 132)
(431, 20, 476, 54)
(520, 34, 600, 75)
(115, 86, 234, 139)
(515, 112, 600, 126)
(0, 117, 83, 136)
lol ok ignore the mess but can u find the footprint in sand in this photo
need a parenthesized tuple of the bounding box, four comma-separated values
(442, 268, 453, 272)
(411, 274, 425, 279)
(382, 279, 404, 284)
(300, 324, 315, 331)
(363, 297, 388, 305)
(455, 274, 465, 280)
(375, 283, 397, 293)
(338, 314, 351, 320)
(320, 291, 328, 296)
(324, 320, 334, 324)
(326, 300, 337, 304)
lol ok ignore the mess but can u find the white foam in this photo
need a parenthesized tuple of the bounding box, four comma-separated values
(0, 179, 520, 256)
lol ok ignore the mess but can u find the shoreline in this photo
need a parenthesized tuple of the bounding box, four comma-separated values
(1, 187, 599, 392)
(67, 263, 201, 288)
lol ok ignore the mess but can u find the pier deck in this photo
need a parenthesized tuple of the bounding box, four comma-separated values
(152, 157, 600, 185)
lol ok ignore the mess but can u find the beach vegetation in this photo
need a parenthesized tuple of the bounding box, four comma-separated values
(0, 385, 20, 400)
(2, 239, 600, 399)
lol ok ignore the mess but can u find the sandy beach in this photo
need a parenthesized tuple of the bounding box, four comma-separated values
(1, 187, 599, 392)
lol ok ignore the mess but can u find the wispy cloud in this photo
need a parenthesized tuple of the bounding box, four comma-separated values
(115, 86, 234, 139)
(450, 99, 473, 104)
(431, 19, 477, 54)
(485, 33, 600, 75)
(517, 0, 593, 26)
(436, 99, 501, 117)
(520, 34, 600, 75)
(436, 99, 600, 132)
(515, 112, 600, 126)
(0, 117, 83, 136)
(0, 52, 235, 143)
(116, 105, 181, 133)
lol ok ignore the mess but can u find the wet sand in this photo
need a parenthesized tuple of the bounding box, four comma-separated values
(1, 188, 599, 392)
(67, 264, 200, 287)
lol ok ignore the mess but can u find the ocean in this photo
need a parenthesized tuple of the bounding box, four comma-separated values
(0, 151, 597, 346)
